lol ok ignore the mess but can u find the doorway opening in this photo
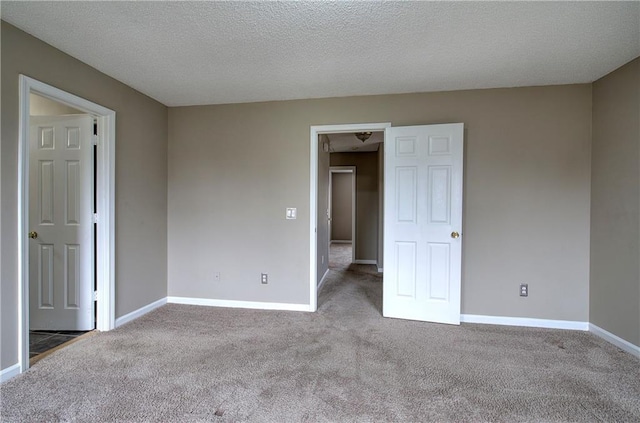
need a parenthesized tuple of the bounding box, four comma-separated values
(18, 76, 116, 374)
(329, 166, 356, 266)
(309, 123, 390, 311)
(27, 93, 95, 362)
(311, 123, 465, 325)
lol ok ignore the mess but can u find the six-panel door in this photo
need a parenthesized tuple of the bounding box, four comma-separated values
(29, 115, 94, 330)
(383, 124, 464, 324)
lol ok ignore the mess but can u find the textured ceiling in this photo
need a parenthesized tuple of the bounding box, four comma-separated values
(327, 132, 383, 153)
(2, 1, 639, 107)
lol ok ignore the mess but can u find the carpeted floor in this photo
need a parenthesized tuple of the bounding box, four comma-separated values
(1, 244, 639, 422)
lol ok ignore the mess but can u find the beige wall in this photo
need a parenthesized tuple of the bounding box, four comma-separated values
(331, 172, 353, 241)
(167, 83, 592, 319)
(317, 135, 330, 285)
(30, 93, 83, 115)
(331, 153, 379, 261)
(1, 22, 168, 370)
(590, 57, 640, 347)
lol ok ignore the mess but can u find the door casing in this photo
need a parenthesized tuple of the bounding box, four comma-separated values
(18, 75, 116, 373)
(309, 123, 390, 311)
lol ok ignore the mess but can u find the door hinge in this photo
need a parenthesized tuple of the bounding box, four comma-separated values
(93, 213, 98, 223)
(93, 290, 98, 301)
(92, 135, 99, 146)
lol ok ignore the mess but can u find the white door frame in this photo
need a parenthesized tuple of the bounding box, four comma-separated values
(309, 123, 390, 311)
(18, 75, 116, 373)
(329, 166, 356, 263)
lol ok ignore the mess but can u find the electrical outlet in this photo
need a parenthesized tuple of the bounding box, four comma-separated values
(261, 273, 268, 284)
(214, 272, 221, 282)
(520, 283, 528, 297)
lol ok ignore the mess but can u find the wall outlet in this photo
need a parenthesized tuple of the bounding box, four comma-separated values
(214, 272, 221, 282)
(520, 283, 528, 297)
(261, 273, 268, 284)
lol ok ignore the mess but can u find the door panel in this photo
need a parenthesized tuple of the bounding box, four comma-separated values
(39, 160, 55, 224)
(65, 244, 81, 308)
(383, 123, 463, 324)
(427, 242, 450, 301)
(29, 115, 94, 330)
(396, 167, 417, 223)
(395, 241, 417, 297)
(66, 161, 81, 224)
(429, 166, 451, 223)
(38, 244, 55, 308)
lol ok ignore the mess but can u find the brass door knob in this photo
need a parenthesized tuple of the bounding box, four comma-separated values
(451, 231, 460, 239)
(28, 231, 38, 239)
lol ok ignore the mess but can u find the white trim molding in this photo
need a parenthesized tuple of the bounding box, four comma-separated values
(167, 297, 311, 312)
(353, 259, 377, 265)
(589, 323, 640, 358)
(377, 267, 384, 273)
(461, 314, 589, 331)
(317, 269, 331, 291)
(17, 76, 116, 376)
(310, 122, 391, 313)
(115, 297, 168, 328)
(0, 363, 21, 383)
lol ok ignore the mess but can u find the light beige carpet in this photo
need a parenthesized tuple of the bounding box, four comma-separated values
(1, 244, 639, 422)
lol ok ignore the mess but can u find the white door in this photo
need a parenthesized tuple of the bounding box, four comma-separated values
(383, 123, 464, 324)
(29, 115, 94, 330)
(328, 172, 332, 246)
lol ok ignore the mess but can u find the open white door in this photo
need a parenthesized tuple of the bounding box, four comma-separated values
(29, 115, 94, 330)
(383, 123, 463, 324)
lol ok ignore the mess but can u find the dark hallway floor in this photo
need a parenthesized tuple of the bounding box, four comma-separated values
(29, 330, 90, 361)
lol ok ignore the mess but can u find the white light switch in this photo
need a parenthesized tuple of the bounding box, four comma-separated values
(286, 208, 297, 219)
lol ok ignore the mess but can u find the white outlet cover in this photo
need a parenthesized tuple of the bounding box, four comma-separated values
(286, 208, 297, 219)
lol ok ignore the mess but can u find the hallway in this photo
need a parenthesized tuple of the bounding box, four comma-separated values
(318, 243, 382, 315)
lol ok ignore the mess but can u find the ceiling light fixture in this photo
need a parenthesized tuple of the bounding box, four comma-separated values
(354, 132, 372, 143)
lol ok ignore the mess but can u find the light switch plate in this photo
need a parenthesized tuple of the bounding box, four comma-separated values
(286, 208, 297, 219)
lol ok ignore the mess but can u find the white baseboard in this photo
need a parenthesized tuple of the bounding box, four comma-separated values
(167, 296, 311, 312)
(330, 240, 352, 244)
(0, 363, 21, 383)
(589, 323, 640, 358)
(317, 269, 330, 291)
(115, 297, 167, 328)
(353, 260, 377, 265)
(461, 314, 589, 331)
